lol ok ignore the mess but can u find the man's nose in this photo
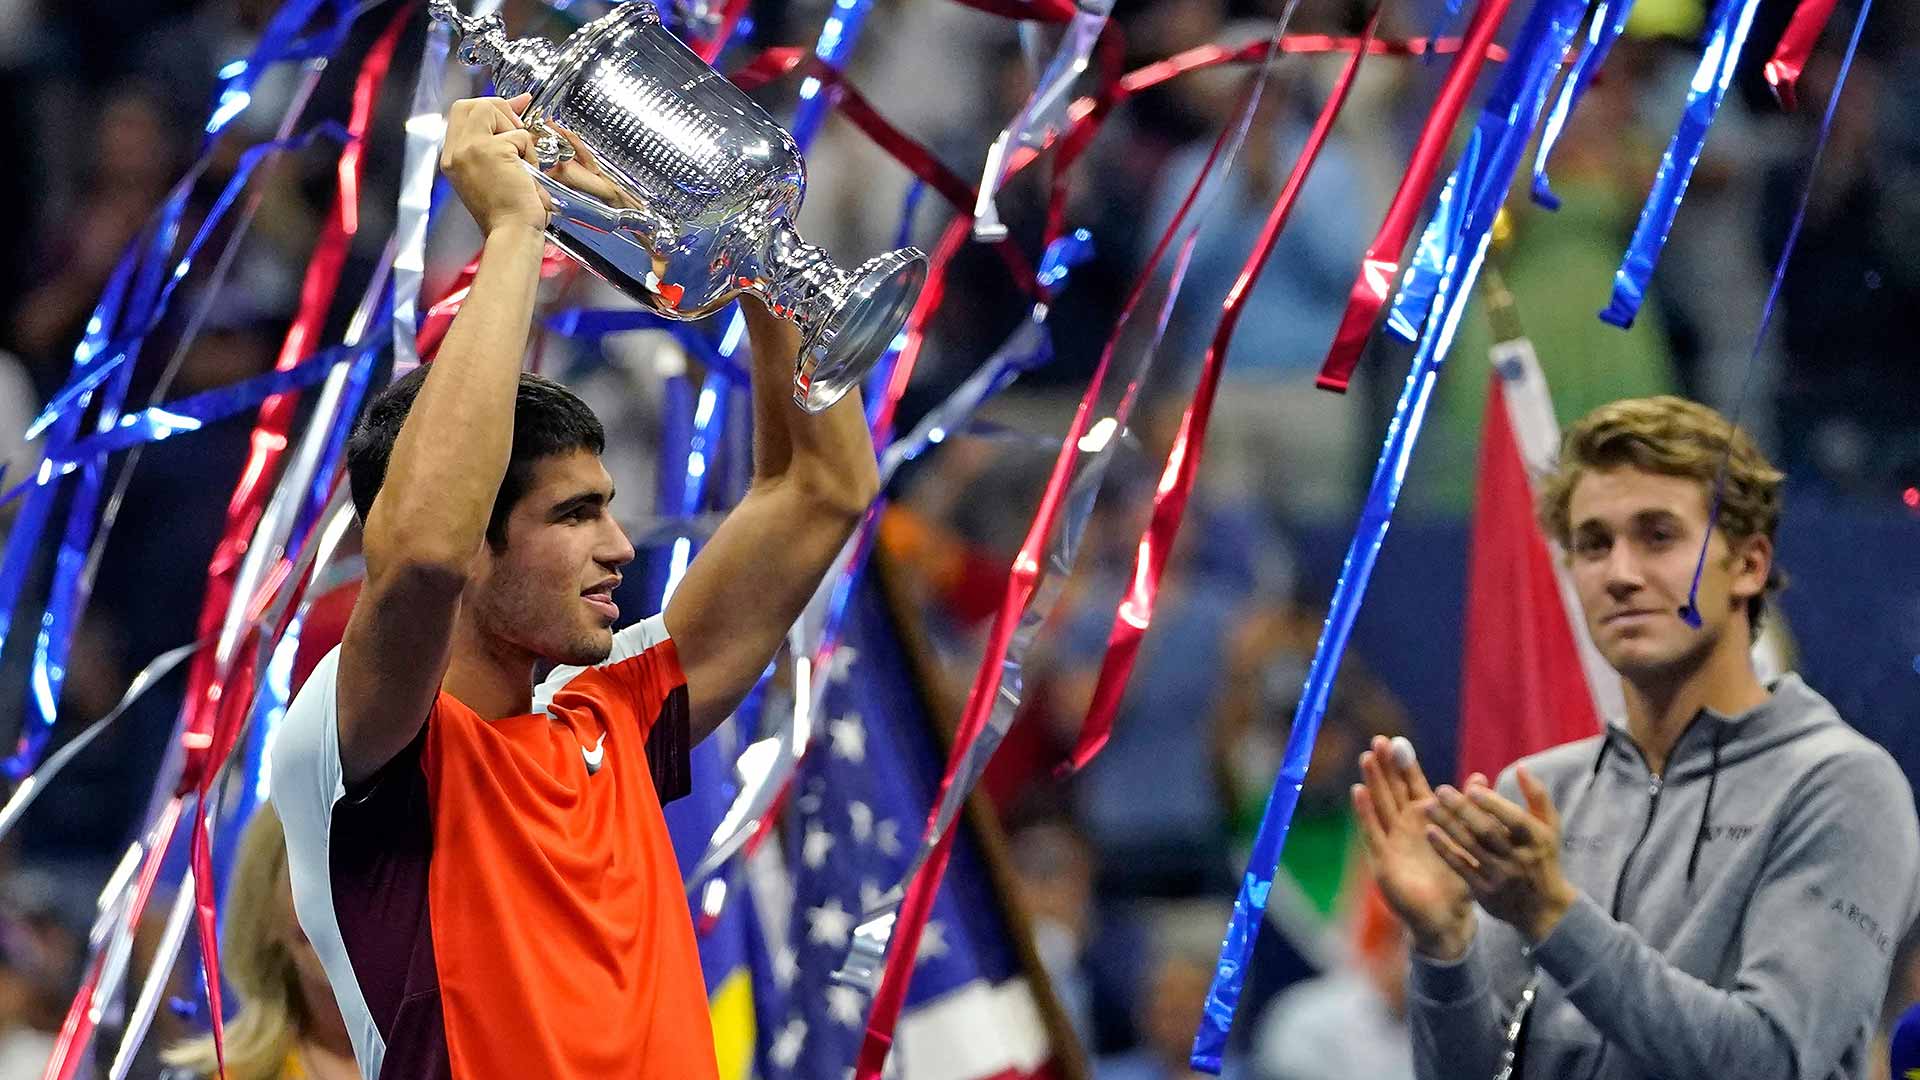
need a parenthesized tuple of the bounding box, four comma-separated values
(1602, 545, 1643, 598)
(603, 520, 636, 569)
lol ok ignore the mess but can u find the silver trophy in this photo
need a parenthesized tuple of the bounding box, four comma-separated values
(431, 0, 928, 412)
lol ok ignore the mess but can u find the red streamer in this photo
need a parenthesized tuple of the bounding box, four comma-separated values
(943, 0, 1076, 23)
(1764, 0, 1840, 110)
(693, 0, 754, 65)
(1314, 0, 1513, 393)
(167, 12, 406, 1075)
(853, 60, 1272, 1080)
(1066, 11, 1382, 775)
(41, 799, 186, 1080)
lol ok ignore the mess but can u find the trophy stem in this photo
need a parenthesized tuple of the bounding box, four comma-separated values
(759, 219, 853, 341)
(758, 220, 928, 412)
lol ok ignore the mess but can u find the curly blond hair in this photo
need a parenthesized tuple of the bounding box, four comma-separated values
(1538, 396, 1786, 631)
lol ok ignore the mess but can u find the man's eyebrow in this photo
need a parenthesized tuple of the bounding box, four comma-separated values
(549, 490, 612, 517)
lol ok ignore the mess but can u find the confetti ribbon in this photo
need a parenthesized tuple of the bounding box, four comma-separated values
(846, 13, 1300, 1075)
(392, 2, 495, 375)
(42, 798, 188, 1080)
(1531, 0, 1637, 210)
(1680, 0, 1873, 626)
(681, 280, 1070, 910)
(1764, 0, 1841, 110)
(691, 0, 753, 64)
(1601, 0, 1765, 329)
(1313, 0, 1513, 394)
(3, 103, 348, 782)
(1067, 9, 1380, 778)
(0, 640, 203, 843)
(1195, 0, 1591, 1064)
(24, 120, 350, 439)
(974, 0, 1115, 241)
(170, 13, 406, 1075)
(27, 344, 362, 466)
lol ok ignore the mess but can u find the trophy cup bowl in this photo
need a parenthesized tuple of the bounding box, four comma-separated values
(431, 0, 927, 412)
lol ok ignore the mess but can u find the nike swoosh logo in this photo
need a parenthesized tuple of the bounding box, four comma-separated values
(582, 734, 607, 775)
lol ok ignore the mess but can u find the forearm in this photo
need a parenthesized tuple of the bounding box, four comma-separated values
(1406, 927, 1508, 1080)
(661, 301, 880, 737)
(1531, 894, 1792, 1075)
(740, 298, 880, 515)
(368, 225, 544, 567)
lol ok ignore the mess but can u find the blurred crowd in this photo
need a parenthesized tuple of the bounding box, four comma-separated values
(0, 0, 1918, 1076)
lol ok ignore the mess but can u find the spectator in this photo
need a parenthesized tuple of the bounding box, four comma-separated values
(1251, 880, 1413, 1080)
(1096, 907, 1250, 1080)
(162, 805, 355, 1080)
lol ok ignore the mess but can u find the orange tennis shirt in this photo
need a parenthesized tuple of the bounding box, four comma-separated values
(271, 614, 719, 1079)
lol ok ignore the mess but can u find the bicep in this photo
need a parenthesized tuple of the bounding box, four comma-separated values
(333, 564, 461, 784)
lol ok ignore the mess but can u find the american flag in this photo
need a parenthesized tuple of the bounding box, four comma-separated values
(754, 577, 1059, 1080)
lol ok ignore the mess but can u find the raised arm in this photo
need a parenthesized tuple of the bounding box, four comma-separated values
(664, 300, 880, 740)
(334, 95, 547, 783)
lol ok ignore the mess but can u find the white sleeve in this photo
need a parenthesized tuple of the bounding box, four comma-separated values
(532, 612, 673, 716)
(269, 645, 347, 845)
(265, 645, 389, 1077)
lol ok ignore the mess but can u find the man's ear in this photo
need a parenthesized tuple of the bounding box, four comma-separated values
(1726, 531, 1772, 605)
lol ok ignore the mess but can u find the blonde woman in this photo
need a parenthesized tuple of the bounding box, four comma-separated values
(163, 805, 357, 1080)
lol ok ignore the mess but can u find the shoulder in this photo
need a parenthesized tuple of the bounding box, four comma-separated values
(270, 646, 345, 804)
(533, 613, 683, 716)
(1496, 736, 1608, 798)
(1770, 677, 1911, 808)
(1790, 725, 1914, 824)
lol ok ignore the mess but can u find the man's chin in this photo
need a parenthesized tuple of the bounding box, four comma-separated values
(555, 630, 615, 668)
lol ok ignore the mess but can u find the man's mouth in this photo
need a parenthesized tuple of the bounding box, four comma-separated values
(1603, 609, 1661, 626)
(583, 581, 619, 621)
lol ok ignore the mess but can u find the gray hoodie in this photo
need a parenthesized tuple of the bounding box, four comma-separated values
(1408, 674, 1919, 1080)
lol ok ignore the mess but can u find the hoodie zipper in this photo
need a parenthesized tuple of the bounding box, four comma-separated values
(1610, 769, 1664, 921)
(1606, 710, 1711, 920)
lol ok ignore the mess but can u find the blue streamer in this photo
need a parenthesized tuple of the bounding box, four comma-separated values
(1531, 0, 1638, 210)
(544, 309, 751, 383)
(55, 345, 358, 465)
(858, 180, 933, 421)
(1193, 0, 1590, 1066)
(293, 327, 388, 544)
(1601, 0, 1763, 328)
(1680, 0, 1873, 627)
(10, 201, 176, 772)
(1386, 0, 1590, 342)
(30, 123, 352, 437)
(788, 0, 876, 149)
(1385, 142, 1478, 342)
(0, 256, 130, 638)
(200, 0, 343, 142)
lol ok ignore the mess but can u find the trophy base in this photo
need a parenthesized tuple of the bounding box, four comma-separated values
(793, 248, 928, 414)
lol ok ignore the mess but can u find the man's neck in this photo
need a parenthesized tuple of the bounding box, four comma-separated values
(1621, 631, 1770, 776)
(443, 619, 536, 719)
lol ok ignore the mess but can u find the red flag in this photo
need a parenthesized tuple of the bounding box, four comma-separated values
(1456, 342, 1615, 783)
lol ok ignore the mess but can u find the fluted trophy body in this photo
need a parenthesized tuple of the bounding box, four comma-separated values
(432, 0, 927, 412)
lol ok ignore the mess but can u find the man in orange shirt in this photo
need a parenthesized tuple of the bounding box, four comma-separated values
(269, 94, 879, 1078)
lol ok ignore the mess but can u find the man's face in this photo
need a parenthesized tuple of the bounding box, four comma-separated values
(468, 450, 635, 667)
(1565, 466, 1770, 683)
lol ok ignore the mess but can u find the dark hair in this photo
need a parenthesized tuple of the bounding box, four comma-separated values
(346, 367, 606, 548)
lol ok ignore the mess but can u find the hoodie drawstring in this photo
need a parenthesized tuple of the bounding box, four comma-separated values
(1685, 724, 1726, 889)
